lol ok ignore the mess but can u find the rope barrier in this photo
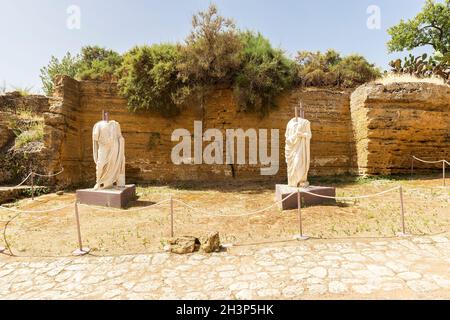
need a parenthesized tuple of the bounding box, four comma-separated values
(8, 172, 33, 189)
(411, 156, 447, 187)
(300, 186, 401, 200)
(172, 191, 298, 217)
(0, 203, 73, 213)
(412, 156, 448, 164)
(33, 168, 65, 178)
(2, 168, 64, 191)
(0, 183, 447, 258)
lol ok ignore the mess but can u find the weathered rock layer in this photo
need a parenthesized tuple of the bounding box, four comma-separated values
(351, 83, 450, 175)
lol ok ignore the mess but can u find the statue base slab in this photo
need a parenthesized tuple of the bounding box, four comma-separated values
(275, 184, 336, 210)
(76, 185, 136, 209)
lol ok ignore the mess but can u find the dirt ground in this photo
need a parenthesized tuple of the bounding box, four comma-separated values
(0, 175, 449, 257)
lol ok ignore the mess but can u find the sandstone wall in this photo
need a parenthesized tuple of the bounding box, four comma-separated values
(350, 83, 450, 175)
(50, 77, 356, 186)
(4, 77, 447, 187)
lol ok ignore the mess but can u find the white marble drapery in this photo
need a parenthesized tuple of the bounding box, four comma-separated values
(92, 120, 126, 190)
(285, 117, 312, 187)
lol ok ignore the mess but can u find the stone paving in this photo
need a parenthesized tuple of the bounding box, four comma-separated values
(0, 235, 449, 299)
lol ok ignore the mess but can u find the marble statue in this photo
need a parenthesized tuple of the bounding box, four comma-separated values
(285, 111, 312, 188)
(92, 112, 126, 190)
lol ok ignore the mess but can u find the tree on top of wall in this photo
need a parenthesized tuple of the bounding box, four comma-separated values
(387, 0, 449, 82)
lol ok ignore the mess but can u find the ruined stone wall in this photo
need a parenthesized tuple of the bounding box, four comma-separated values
(0, 92, 51, 183)
(350, 83, 450, 175)
(51, 78, 356, 186)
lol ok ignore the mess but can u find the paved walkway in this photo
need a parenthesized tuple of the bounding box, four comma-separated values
(0, 235, 449, 299)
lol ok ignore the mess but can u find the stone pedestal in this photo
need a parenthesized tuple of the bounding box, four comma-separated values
(76, 185, 136, 209)
(275, 184, 336, 210)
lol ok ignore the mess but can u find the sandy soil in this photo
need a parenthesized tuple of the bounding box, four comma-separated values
(0, 175, 449, 257)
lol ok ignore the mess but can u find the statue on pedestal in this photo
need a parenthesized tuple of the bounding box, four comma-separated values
(92, 111, 126, 190)
(285, 103, 312, 188)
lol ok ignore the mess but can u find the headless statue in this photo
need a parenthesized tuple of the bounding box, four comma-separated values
(285, 105, 312, 188)
(92, 111, 126, 190)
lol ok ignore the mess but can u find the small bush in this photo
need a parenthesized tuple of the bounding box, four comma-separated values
(296, 49, 380, 87)
(233, 32, 296, 115)
(10, 86, 34, 96)
(76, 46, 123, 81)
(14, 122, 44, 149)
(118, 44, 190, 116)
(178, 4, 242, 91)
(40, 52, 79, 96)
(40, 46, 122, 95)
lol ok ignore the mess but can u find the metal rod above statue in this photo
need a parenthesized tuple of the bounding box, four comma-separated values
(102, 110, 110, 122)
(294, 101, 305, 122)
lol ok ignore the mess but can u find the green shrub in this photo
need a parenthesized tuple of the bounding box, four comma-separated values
(296, 49, 380, 87)
(178, 4, 242, 93)
(233, 32, 296, 115)
(335, 55, 382, 87)
(118, 44, 190, 116)
(40, 52, 79, 96)
(76, 46, 123, 81)
(40, 46, 122, 95)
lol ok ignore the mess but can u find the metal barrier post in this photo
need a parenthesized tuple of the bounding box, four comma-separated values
(31, 172, 35, 201)
(294, 189, 309, 241)
(170, 195, 174, 238)
(443, 161, 446, 187)
(397, 186, 408, 237)
(72, 201, 90, 256)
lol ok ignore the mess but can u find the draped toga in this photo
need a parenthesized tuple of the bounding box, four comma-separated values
(92, 120, 126, 190)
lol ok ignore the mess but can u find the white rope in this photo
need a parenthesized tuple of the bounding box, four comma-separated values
(173, 192, 298, 217)
(301, 186, 401, 200)
(33, 168, 64, 178)
(78, 198, 171, 212)
(0, 203, 73, 213)
(412, 156, 447, 165)
(8, 172, 33, 189)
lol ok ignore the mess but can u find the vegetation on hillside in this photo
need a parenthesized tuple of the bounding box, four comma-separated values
(118, 44, 190, 116)
(40, 4, 381, 116)
(387, 0, 449, 83)
(296, 50, 381, 88)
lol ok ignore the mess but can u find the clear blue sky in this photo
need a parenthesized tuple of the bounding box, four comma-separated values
(0, 0, 435, 93)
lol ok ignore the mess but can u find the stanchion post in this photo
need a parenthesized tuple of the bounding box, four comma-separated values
(170, 195, 174, 238)
(30, 172, 35, 201)
(396, 186, 408, 237)
(294, 189, 309, 241)
(443, 161, 446, 187)
(72, 201, 90, 256)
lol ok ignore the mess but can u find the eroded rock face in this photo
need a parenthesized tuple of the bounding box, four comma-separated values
(350, 82, 450, 175)
(201, 232, 221, 253)
(0, 93, 51, 184)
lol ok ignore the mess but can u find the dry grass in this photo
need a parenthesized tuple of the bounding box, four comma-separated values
(13, 122, 44, 149)
(0, 175, 449, 257)
(374, 73, 449, 86)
